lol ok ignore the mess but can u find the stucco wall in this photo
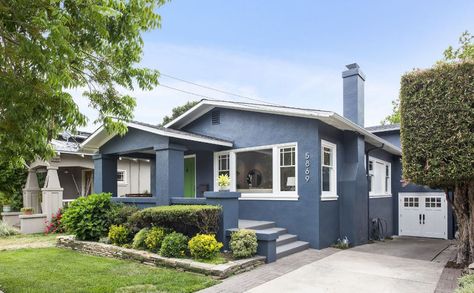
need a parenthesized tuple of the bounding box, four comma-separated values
(117, 159, 151, 196)
(183, 108, 321, 248)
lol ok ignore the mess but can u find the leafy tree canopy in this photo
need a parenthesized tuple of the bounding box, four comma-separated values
(161, 100, 199, 126)
(0, 0, 167, 166)
(381, 98, 400, 125)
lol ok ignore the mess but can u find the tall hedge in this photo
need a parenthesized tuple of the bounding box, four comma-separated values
(400, 61, 474, 187)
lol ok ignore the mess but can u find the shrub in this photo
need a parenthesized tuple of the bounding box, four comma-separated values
(98, 237, 111, 244)
(108, 225, 130, 246)
(0, 221, 19, 237)
(132, 228, 149, 250)
(456, 274, 474, 293)
(145, 227, 167, 252)
(160, 232, 188, 258)
(110, 204, 139, 227)
(45, 209, 65, 234)
(188, 234, 222, 260)
(230, 229, 258, 258)
(128, 205, 221, 237)
(62, 193, 115, 241)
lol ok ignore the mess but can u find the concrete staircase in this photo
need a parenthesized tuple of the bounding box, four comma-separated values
(239, 219, 309, 259)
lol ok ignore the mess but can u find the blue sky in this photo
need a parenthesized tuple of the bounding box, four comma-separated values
(74, 0, 474, 131)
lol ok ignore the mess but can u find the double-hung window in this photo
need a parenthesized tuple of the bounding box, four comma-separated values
(368, 157, 391, 197)
(214, 143, 298, 200)
(117, 170, 127, 185)
(321, 140, 337, 200)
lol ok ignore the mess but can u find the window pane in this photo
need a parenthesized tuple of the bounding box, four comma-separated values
(323, 149, 331, 166)
(322, 166, 331, 192)
(280, 166, 296, 191)
(218, 171, 230, 177)
(236, 149, 272, 193)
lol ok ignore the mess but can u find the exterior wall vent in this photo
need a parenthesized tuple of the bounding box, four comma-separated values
(211, 110, 220, 125)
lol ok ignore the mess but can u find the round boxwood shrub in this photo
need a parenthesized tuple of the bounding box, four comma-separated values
(145, 227, 167, 252)
(108, 225, 130, 246)
(230, 229, 258, 259)
(188, 234, 223, 260)
(132, 228, 149, 250)
(62, 193, 115, 241)
(160, 232, 188, 258)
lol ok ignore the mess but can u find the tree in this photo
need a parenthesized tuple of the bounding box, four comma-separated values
(0, 161, 27, 210)
(161, 100, 199, 126)
(381, 98, 400, 125)
(400, 33, 474, 264)
(0, 0, 167, 168)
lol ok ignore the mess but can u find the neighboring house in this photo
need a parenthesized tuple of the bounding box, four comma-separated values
(26, 132, 151, 207)
(78, 63, 454, 257)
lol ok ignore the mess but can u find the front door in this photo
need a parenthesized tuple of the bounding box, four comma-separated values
(184, 156, 196, 198)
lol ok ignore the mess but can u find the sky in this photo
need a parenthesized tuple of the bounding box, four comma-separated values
(73, 0, 474, 132)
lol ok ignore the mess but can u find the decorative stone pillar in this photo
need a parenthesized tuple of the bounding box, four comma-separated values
(41, 166, 64, 222)
(22, 170, 41, 213)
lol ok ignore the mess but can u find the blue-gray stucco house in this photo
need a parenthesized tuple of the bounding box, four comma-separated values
(81, 63, 454, 260)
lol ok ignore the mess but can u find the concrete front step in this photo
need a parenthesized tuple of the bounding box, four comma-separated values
(277, 234, 298, 246)
(238, 219, 275, 230)
(257, 227, 287, 236)
(276, 241, 310, 259)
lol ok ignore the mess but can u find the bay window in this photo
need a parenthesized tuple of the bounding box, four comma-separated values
(214, 143, 298, 199)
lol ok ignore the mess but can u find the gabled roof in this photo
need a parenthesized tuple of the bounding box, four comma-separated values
(165, 99, 402, 155)
(81, 120, 233, 152)
(365, 124, 400, 133)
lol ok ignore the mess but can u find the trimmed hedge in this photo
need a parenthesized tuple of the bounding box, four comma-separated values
(128, 205, 221, 237)
(400, 61, 474, 187)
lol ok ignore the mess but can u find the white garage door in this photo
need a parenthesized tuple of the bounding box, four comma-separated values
(399, 192, 447, 239)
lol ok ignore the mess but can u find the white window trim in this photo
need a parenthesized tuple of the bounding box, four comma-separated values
(368, 156, 392, 198)
(117, 169, 127, 185)
(321, 140, 338, 201)
(213, 142, 299, 201)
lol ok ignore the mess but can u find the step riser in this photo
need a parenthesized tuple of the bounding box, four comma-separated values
(277, 235, 298, 246)
(277, 243, 310, 259)
(245, 223, 275, 230)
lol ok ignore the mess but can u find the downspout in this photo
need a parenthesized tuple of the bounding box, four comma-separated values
(365, 143, 384, 241)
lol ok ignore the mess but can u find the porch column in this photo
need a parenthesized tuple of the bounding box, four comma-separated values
(93, 154, 118, 196)
(23, 170, 41, 213)
(154, 144, 185, 205)
(42, 166, 64, 221)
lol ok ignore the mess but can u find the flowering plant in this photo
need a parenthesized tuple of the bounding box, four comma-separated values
(45, 209, 65, 234)
(217, 174, 230, 189)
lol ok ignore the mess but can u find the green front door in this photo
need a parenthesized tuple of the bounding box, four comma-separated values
(184, 156, 196, 198)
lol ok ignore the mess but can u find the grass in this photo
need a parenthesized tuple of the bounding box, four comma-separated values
(195, 254, 229, 264)
(456, 274, 474, 293)
(0, 248, 219, 293)
(0, 233, 60, 250)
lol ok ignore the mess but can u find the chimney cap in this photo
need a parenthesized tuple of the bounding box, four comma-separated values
(346, 63, 360, 70)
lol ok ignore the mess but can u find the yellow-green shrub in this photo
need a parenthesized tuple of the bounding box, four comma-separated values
(108, 225, 130, 246)
(230, 229, 258, 258)
(188, 234, 222, 260)
(132, 228, 149, 250)
(144, 227, 167, 252)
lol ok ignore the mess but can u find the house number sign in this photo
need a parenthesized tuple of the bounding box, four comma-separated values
(305, 152, 311, 182)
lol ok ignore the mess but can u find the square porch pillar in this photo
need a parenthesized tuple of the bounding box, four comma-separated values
(154, 144, 186, 205)
(23, 170, 41, 213)
(42, 166, 64, 222)
(93, 154, 118, 197)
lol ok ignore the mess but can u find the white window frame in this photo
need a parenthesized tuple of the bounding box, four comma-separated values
(213, 142, 299, 201)
(117, 169, 127, 185)
(321, 140, 338, 201)
(368, 156, 392, 198)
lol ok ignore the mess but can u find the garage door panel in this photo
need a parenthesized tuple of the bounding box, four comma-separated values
(399, 193, 447, 239)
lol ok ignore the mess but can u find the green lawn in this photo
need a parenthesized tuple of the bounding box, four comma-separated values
(0, 233, 60, 250)
(0, 248, 219, 293)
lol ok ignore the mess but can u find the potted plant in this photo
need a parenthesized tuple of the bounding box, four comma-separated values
(1, 193, 12, 212)
(21, 207, 34, 215)
(217, 174, 231, 191)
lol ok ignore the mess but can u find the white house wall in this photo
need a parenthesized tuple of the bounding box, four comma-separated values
(117, 159, 151, 196)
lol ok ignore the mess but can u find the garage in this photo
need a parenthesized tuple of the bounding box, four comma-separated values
(399, 192, 448, 239)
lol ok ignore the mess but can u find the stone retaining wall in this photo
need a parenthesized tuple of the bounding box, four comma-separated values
(57, 236, 265, 279)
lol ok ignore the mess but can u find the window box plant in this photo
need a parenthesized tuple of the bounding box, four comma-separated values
(217, 174, 231, 192)
(21, 207, 34, 215)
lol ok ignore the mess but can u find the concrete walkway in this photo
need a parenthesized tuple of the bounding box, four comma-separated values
(202, 237, 456, 293)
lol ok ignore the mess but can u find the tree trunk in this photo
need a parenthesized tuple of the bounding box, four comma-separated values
(468, 181, 474, 263)
(452, 182, 470, 265)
